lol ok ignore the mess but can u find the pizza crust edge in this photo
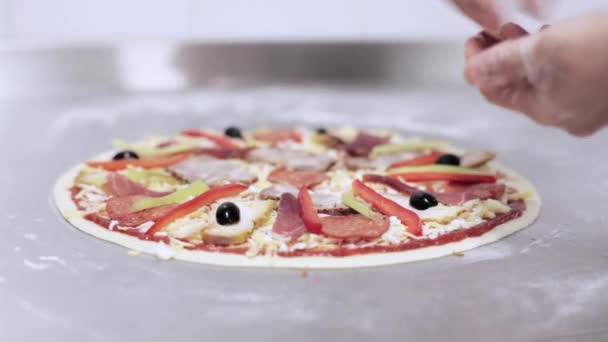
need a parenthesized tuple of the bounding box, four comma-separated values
(53, 148, 541, 269)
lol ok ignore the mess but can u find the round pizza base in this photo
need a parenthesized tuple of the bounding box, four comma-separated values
(53, 149, 541, 269)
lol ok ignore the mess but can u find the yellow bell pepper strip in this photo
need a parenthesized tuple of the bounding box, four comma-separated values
(370, 141, 447, 157)
(341, 190, 374, 219)
(130, 181, 209, 212)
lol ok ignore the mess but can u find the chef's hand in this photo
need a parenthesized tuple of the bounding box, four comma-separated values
(464, 12, 608, 136)
(449, 0, 541, 36)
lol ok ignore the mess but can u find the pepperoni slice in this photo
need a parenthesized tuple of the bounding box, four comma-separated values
(345, 132, 390, 157)
(106, 196, 178, 227)
(102, 173, 171, 198)
(84, 212, 112, 228)
(254, 128, 302, 143)
(267, 167, 328, 189)
(321, 214, 389, 239)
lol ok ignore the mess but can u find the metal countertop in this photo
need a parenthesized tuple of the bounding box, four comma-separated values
(1, 43, 607, 342)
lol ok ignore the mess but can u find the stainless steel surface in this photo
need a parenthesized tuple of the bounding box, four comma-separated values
(2, 43, 607, 342)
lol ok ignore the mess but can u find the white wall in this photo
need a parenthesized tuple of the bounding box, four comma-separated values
(0, 1, 607, 44)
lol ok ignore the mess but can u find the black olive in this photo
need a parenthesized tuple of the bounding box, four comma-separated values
(409, 191, 439, 210)
(224, 126, 243, 139)
(112, 150, 139, 160)
(216, 202, 240, 225)
(435, 153, 460, 166)
(316, 127, 327, 134)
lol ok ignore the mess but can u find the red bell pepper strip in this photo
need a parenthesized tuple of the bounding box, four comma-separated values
(297, 186, 323, 234)
(253, 128, 302, 143)
(180, 129, 240, 149)
(352, 179, 422, 236)
(389, 172, 497, 184)
(388, 151, 443, 169)
(145, 183, 248, 237)
(87, 154, 188, 172)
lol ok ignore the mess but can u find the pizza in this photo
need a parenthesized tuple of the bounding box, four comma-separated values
(54, 127, 541, 268)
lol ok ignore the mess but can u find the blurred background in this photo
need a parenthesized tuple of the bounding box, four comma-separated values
(0, 0, 606, 45)
(3, 2, 608, 342)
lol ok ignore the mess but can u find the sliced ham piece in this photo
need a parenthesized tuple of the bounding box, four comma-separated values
(106, 195, 178, 227)
(272, 193, 306, 239)
(363, 174, 506, 205)
(247, 147, 335, 171)
(321, 214, 389, 239)
(267, 167, 328, 189)
(259, 183, 299, 200)
(345, 132, 390, 157)
(101, 173, 170, 198)
(169, 156, 257, 185)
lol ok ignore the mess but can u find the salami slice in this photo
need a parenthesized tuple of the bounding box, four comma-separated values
(345, 132, 390, 157)
(272, 193, 306, 239)
(267, 168, 328, 189)
(321, 214, 389, 239)
(194, 147, 252, 159)
(102, 173, 170, 198)
(106, 196, 178, 227)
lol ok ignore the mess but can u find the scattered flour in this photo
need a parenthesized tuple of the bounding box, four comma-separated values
(38, 256, 67, 266)
(23, 259, 49, 271)
(23, 233, 37, 240)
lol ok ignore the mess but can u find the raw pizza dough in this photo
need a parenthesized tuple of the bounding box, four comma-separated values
(53, 129, 541, 269)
